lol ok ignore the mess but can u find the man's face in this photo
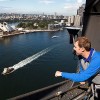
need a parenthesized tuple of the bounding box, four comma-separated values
(73, 41, 83, 56)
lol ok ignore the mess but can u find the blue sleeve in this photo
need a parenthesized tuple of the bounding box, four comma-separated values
(62, 57, 100, 82)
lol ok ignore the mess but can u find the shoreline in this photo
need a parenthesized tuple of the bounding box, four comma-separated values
(0, 29, 60, 38)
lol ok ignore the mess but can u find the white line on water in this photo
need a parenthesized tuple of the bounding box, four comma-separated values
(12, 46, 55, 70)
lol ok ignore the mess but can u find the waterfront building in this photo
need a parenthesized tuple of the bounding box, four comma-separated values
(70, 16, 75, 26)
(67, 16, 71, 26)
(66, 3, 85, 27)
(74, 15, 81, 27)
(59, 20, 65, 26)
(66, 16, 75, 26)
(0, 29, 3, 36)
(54, 12, 57, 19)
(0, 22, 14, 32)
(48, 24, 54, 30)
(77, 4, 85, 17)
(66, 15, 81, 27)
(48, 24, 61, 30)
(77, 4, 85, 25)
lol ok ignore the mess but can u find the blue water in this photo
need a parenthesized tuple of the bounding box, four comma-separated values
(0, 29, 77, 100)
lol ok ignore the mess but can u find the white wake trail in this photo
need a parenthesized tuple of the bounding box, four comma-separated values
(12, 46, 54, 70)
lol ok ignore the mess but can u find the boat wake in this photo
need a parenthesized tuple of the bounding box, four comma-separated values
(2, 45, 55, 75)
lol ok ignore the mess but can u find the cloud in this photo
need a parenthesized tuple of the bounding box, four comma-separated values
(0, 0, 7, 1)
(64, 0, 86, 8)
(0, 6, 13, 13)
(77, 0, 85, 5)
(0, 0, 14, 1)
(64, 0, 86, 15)
(64, 3, 80, 11)
(0, 6, 12, 8)
(39, 0, 55, 4)
(77, 0, 84, 3)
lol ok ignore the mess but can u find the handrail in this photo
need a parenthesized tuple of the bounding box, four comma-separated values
(42, 83, 88, 100)
(8, 80, 68, 100)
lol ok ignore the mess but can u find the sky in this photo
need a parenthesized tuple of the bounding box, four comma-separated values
(0, 0, 86, 15)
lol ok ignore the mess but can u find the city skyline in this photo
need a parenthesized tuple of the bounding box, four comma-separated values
(0, 0, 86, 15)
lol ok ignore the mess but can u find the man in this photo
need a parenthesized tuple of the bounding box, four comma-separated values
(55, 37, 100, 99)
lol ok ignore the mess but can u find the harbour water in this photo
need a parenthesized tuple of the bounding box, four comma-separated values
(0, 29, 77, 100)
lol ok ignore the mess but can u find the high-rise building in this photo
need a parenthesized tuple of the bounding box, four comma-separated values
(74, 15, 81, 27)
(77, 4, 85, 25)
(70, 16, 75, 26)
(77, 4, 85, 16)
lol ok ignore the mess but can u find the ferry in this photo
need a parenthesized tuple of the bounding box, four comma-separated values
(52, 36, 59, 38)
(2, 67, 15, 75)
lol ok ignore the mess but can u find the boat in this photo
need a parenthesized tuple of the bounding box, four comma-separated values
(52, 36, 59, 38)
(2, 67, 15, 75)
(8, 0, 100, 99)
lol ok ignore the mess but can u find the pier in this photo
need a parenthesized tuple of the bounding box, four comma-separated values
(0, 29, 60, 38)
